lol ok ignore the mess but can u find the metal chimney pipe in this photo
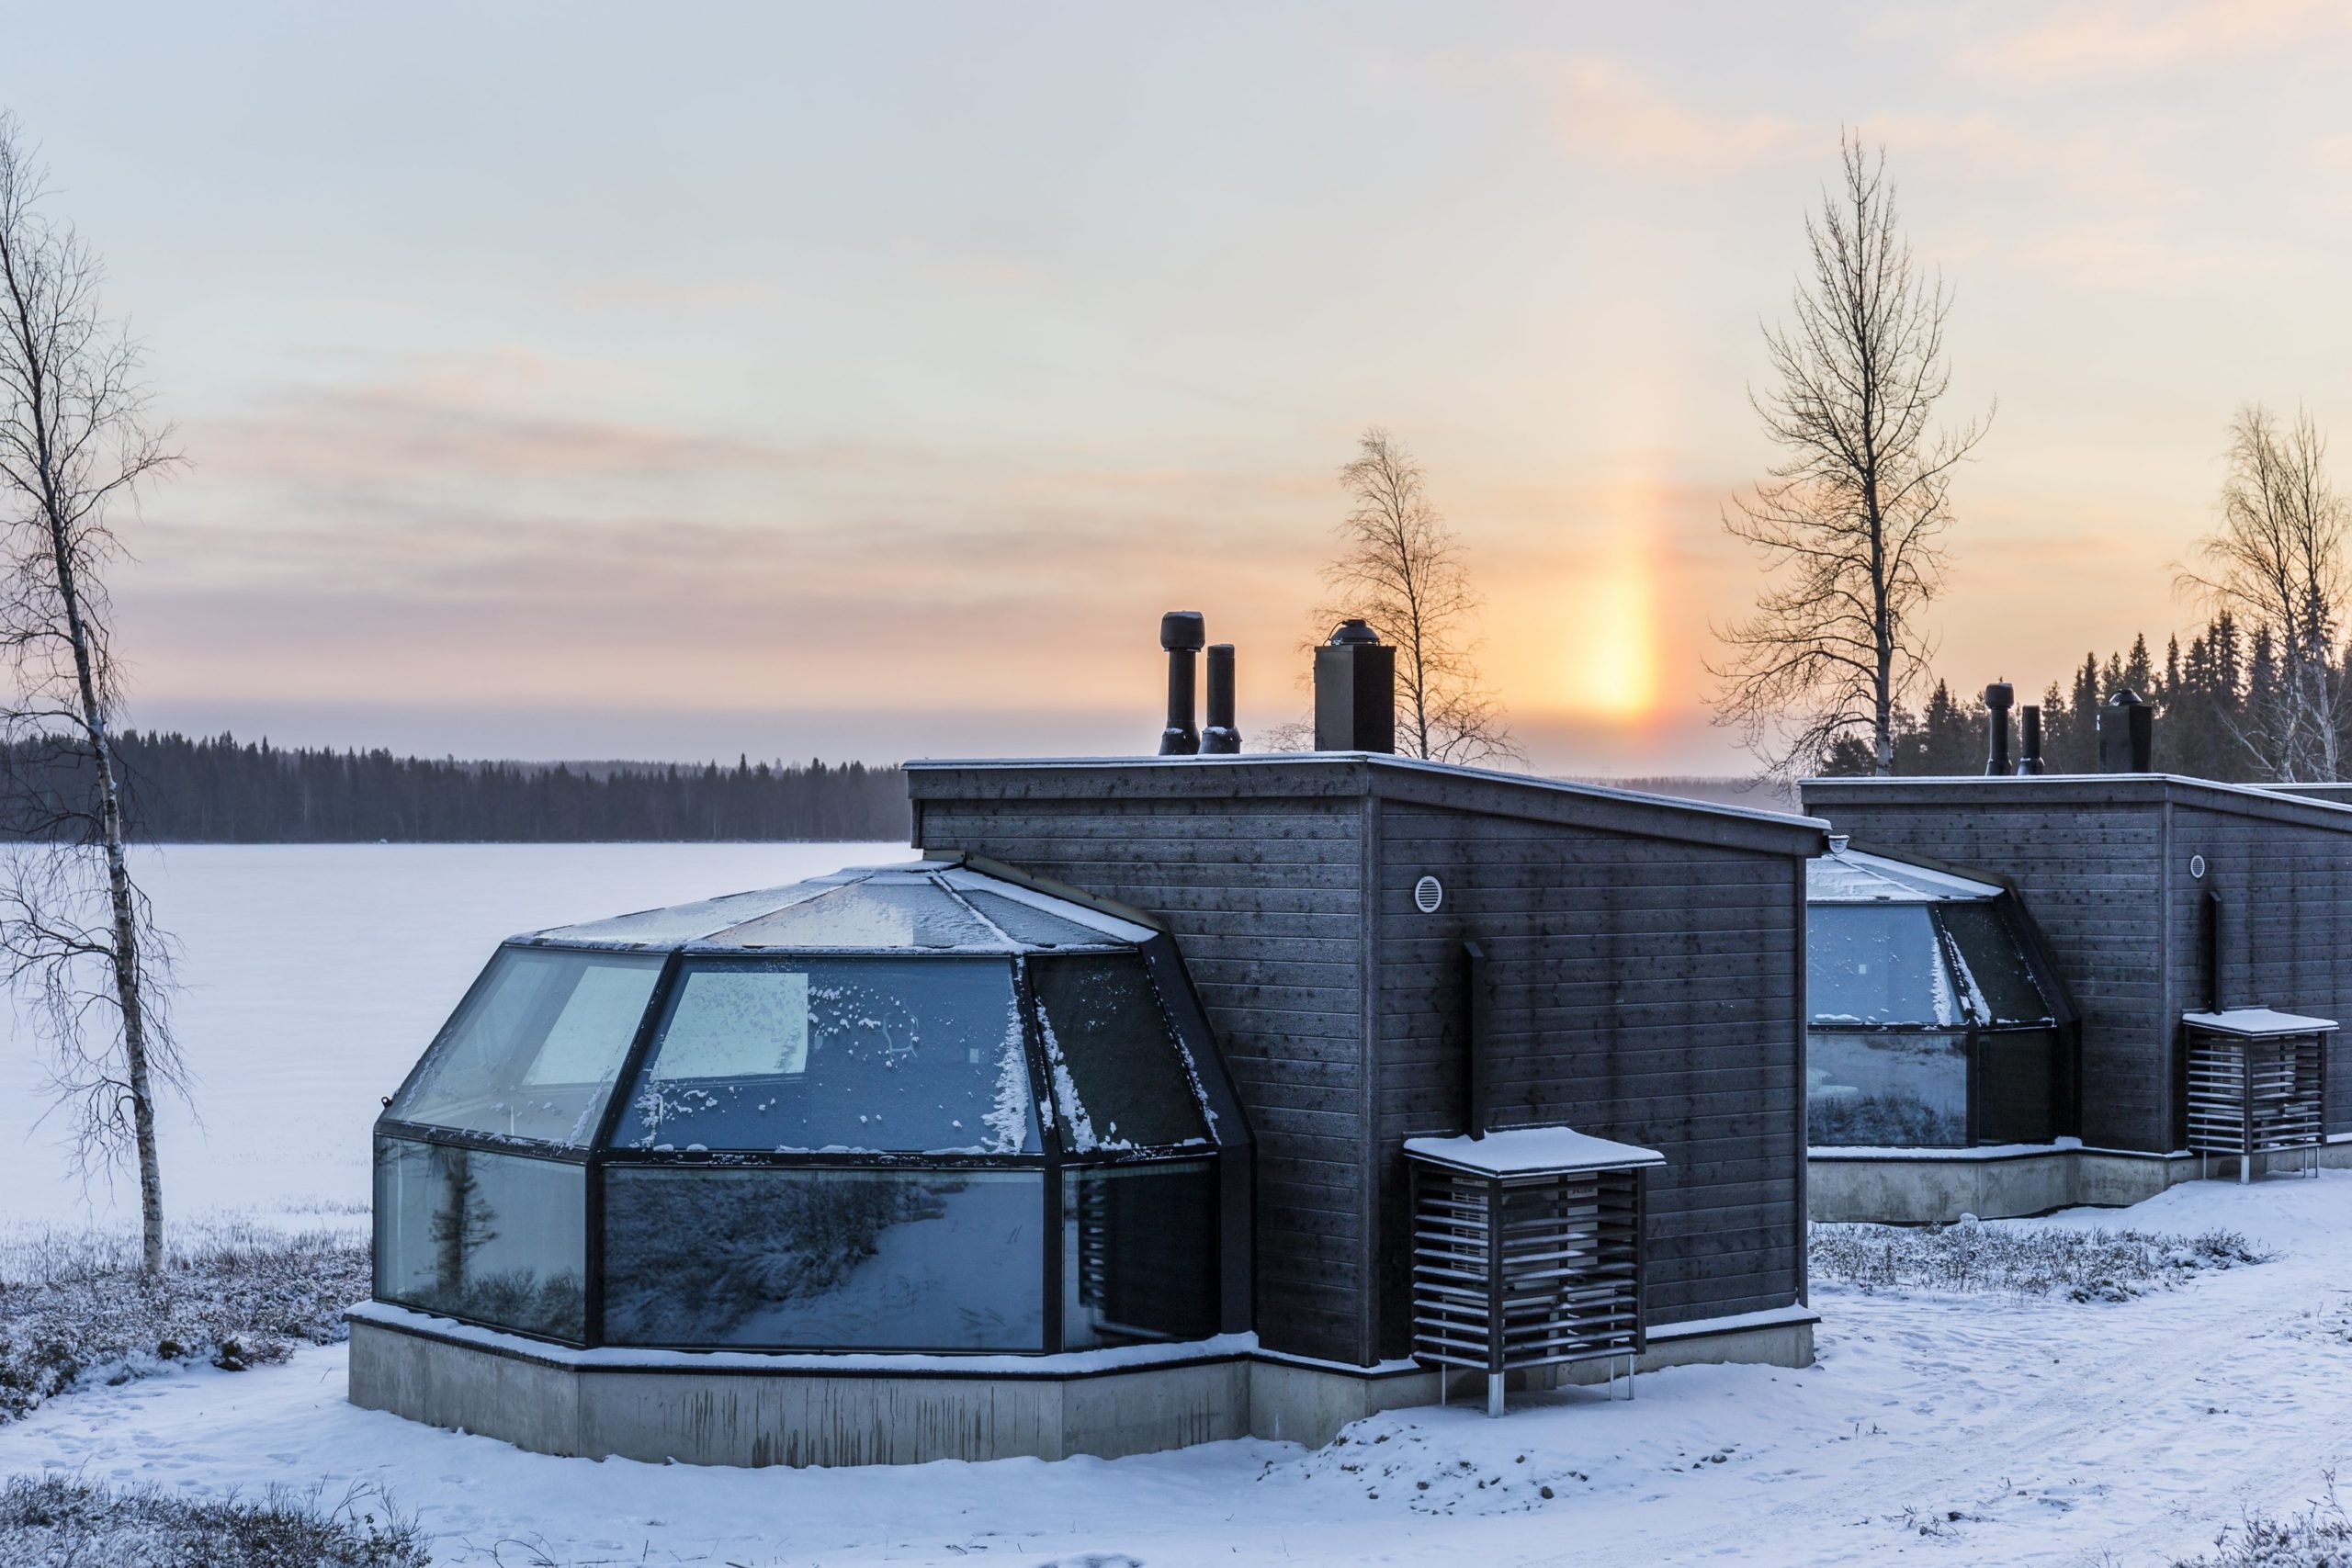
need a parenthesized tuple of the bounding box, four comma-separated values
(2098, 688, 2154, 773)
(1313, 619, 1397, 753)
(1159, 611, 1205, 756)
(2017, 705, 2047, 774)
(1984, 682, 2014, 776)
(1201, 643, 1241, 754)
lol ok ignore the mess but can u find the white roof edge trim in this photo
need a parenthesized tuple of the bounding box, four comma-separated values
(1802, 772, 2352, 819)
(1403, 1125, 1666, 1175)
(2182, 1008, 2341, 1035)
(906, 754, 1829, 834)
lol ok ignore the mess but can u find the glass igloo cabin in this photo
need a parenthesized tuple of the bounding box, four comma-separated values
(1805, 842, 2079, 1149)
(372, 858, 1250, 1354)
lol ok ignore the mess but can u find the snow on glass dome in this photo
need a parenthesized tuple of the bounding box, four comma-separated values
(372, 860, 1249, 1355)
(1805, 845, 2075, 1151)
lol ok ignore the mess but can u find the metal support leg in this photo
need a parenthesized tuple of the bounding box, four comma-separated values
(1487, 1371, 1504, 1418)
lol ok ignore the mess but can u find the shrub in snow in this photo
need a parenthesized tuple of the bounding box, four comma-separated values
(0, 1217, 367, 1423)
(0, 1474, 427, 1567)
(1809, 1219, 2268, 1302)
(2173, 1493, 2352, 1567)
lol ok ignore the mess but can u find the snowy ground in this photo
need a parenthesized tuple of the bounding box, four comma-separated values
(7, 847, 2351, 1564)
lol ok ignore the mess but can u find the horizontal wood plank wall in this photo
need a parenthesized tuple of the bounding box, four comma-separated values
(1800, 786, 2169, 1151)
(911, 792, 1374, 1364)
(1374, 805, 1804, 1353)
(2171, 805, 2352, 1135)
(914, 759, 1826, 1367)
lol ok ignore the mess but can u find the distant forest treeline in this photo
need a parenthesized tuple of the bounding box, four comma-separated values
(1820, 612, 2288, 781)
(2, 731, 911, 842)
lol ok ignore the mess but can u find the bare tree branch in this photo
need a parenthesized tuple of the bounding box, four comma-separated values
(0, 110, 183, 1271)
(1709, 132, 1991, 778)
(1311, 427, 1520, 766)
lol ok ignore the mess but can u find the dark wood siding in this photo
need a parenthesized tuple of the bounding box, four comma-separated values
(912, 792, 1374, 1363)
(1372, 805, 1807, 1353)
(915, 756, 1823, 1367)
(1805, 777, 2352, 1151)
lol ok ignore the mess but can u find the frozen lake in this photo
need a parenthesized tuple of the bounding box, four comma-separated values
(0, 842, 910, 1226)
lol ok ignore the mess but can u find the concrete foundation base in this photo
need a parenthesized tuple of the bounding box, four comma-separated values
(346, 1302, 1816, 1467)
(1809, 1140, 2347, 1224)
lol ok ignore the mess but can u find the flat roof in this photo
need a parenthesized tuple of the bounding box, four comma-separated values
(910, 753, 1829, 858)
(1802, 773, 2352, 836)
(1404, 1126, 1666, 1176)
(2183, 1008, 2340, 1036)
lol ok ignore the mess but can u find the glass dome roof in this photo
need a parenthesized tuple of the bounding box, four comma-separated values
(371, 860, 1250, 1355)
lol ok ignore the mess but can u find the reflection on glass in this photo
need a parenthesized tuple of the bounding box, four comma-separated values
(603, 1168, 1045, 1349)
(1937, 903, 2052, 1025)
(1806, 1032, 1968, 1146)
(387, 948, 662, 1145)
(1063, 1161, 1219, 1347)
(1808, 907, 1952, 1026)
(615, 958, 1038, 1153)
(373, 1139, 585, 1339)
(1978, 1027, 2061, 1145)
(1031, 955, 1207, 1150)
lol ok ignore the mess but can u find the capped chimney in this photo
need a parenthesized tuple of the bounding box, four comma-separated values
(2017, 705, 2047, 774)
(1201, 643, 1241, 754)
(1314, 619, 1396, 753)
(1158, 611, 1205, 756)
(1984, 682, 2014, 776)
(2098, 688, 2154, 773)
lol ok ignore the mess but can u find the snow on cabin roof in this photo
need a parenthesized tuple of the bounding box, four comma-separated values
(2182, 1008, 2341, 1037)
(1807, 844, 2005, 905)
(524, 860, 1159, 953)
(1403, 1126, 1665, 1176)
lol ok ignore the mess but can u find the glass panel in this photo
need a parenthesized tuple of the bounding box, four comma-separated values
(541, 884, 828, 946)
(1062, 1160, 1220, 1348)
(603, 1168, 1045, 1349)
(372, 1138, 585, 1340)
(1807, 906, 1954, 1026)
(614, 958, 1039, 1153)
(705, 879, 1007, 950)
(1936, 903, 2053, 1025)
(1978, 1027, 2062, 1145)
(1806, 1031, 1968, 1146)
(1031, 955, 1209, 1151)
(954, 888, 1118, 948)
(388, 948, 662, 1145)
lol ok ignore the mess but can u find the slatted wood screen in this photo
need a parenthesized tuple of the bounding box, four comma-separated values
(2186, 1029, 2324, 1162)
(1408, 1160, 1645, 1378)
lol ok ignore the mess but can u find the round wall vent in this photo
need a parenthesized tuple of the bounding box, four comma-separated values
(2189, 853, 2207, 880)
(1413, 875, 1444, 914)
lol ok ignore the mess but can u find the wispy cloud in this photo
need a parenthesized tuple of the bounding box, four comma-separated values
(1491, 52, 1807, 175)
(1946, 0, 2352, 85)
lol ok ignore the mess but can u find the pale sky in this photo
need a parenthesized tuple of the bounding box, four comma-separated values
(6, 1, 2351, 773)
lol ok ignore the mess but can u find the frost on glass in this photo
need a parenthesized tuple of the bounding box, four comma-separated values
(1030, 955, 1208, 1152)
(537, 885, 828, 946)
(373, 1138, 586, 1339)
(603, 1168, 1045, 1349)
(952, 888, 1116, 949)
(1936, 903, 2051, 1025)
(1062, 1160, 1219, 1347)
(387, 948, 662, 1145)
(615, 957, 1040, 1153)
(1805, 1031, 1968, 1146)
(706, 880, 1005, 951)
(1806, 906, 1953, 1026)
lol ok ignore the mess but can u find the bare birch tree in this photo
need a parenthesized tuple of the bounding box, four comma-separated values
(1314, 427, 1518, 765)
(1710, 134, 1990, 776)
(0, 112, 181, 1272)
(2178, 403, 2350, 782)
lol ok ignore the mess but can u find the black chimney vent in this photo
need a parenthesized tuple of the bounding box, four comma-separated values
(2017, 705, 2047, 774)
(1158, 610, 1205, 756)
(1984, 682, 2014, 776)
(1202, 643, 1241, 754)
(1313, 619, 1396, 753)
(2098, 688, 2154, 773)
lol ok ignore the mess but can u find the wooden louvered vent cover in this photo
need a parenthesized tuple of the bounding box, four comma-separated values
(2183, 1009, 2333, 1182)
(1403, 1128, 1661, 1416)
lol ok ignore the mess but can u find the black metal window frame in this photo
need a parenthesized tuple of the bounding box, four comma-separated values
(372, 942, 1251, 1354)
(1805, 895, 2082, 1148)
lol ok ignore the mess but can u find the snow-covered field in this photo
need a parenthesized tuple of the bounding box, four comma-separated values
(6, 846, 2352, 1565)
